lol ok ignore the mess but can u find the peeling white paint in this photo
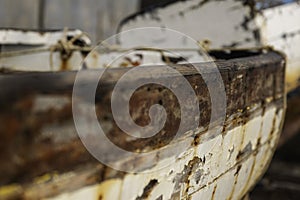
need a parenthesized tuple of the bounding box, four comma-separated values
(218, 126, 243, 172)
(0, 1, 290, 199)
(120, 0, 258, 49)
(256, 2, 300, 90)
(260, 107, 277, 144)
(0, 29, 90, 46)
(46, 106, 283, 200)
(242, 112, 262, 151)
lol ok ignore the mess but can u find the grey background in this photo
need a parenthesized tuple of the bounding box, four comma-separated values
(0, 0, 139, 43)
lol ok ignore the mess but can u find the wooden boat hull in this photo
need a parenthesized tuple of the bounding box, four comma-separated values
(0, 50, 285, 199)
(0, 1, 296, 198)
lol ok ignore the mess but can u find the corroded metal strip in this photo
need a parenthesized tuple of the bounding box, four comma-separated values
(0, 51, 285, 199)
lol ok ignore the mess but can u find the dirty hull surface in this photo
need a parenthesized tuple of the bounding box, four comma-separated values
(0, 51, 285, 199)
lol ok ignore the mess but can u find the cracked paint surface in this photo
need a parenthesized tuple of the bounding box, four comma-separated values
(0, 50, 285, 199)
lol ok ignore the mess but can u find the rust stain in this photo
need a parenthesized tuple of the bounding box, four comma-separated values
(172, 156, 204, 198)
(192, 134, 201, 146)
(236, 142, 252, 162)
(0, 50, 286, 199)
(210, 184, 217, 200)
(228, 165, 242, 200)
(60, 57, 70, 71)
(136, 179, 158, 200)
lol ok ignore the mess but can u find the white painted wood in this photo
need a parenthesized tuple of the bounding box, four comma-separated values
(260, 107, 277, 144)
(231, 156, 255, 200)
(242, 113, 263, 151)
(46, 179, 122, 200)
(120, 0, 258, 49)
(213, 167, 236, 200)
(0, 1, 290, 199)
(0, 51, 83, 71)
(0, 29, 90, 45)
(0, 28, 209, 71)
(45, 107, 283, 200)
(218, 126, 243, 173)
(256, 2, 300, 90)
(119, 0, 300, 91)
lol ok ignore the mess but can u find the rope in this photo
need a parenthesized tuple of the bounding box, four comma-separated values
(0, 29, 267, 69)
(0, 45, 208, 59)
(0, 28, 267, 60)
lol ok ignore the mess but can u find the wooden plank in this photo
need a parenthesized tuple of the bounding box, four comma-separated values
(0, 0, 39, 29)
(43, 0, 139, 43)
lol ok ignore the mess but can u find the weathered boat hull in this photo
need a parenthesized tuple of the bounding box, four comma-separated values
(0, 1, 296, 199)
(119, 0, 300, 92)
(0, 50, 285, 199)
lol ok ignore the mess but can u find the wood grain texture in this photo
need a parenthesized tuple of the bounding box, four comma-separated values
(0, 51, 285, 187)
(0, 0, 39, 29)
